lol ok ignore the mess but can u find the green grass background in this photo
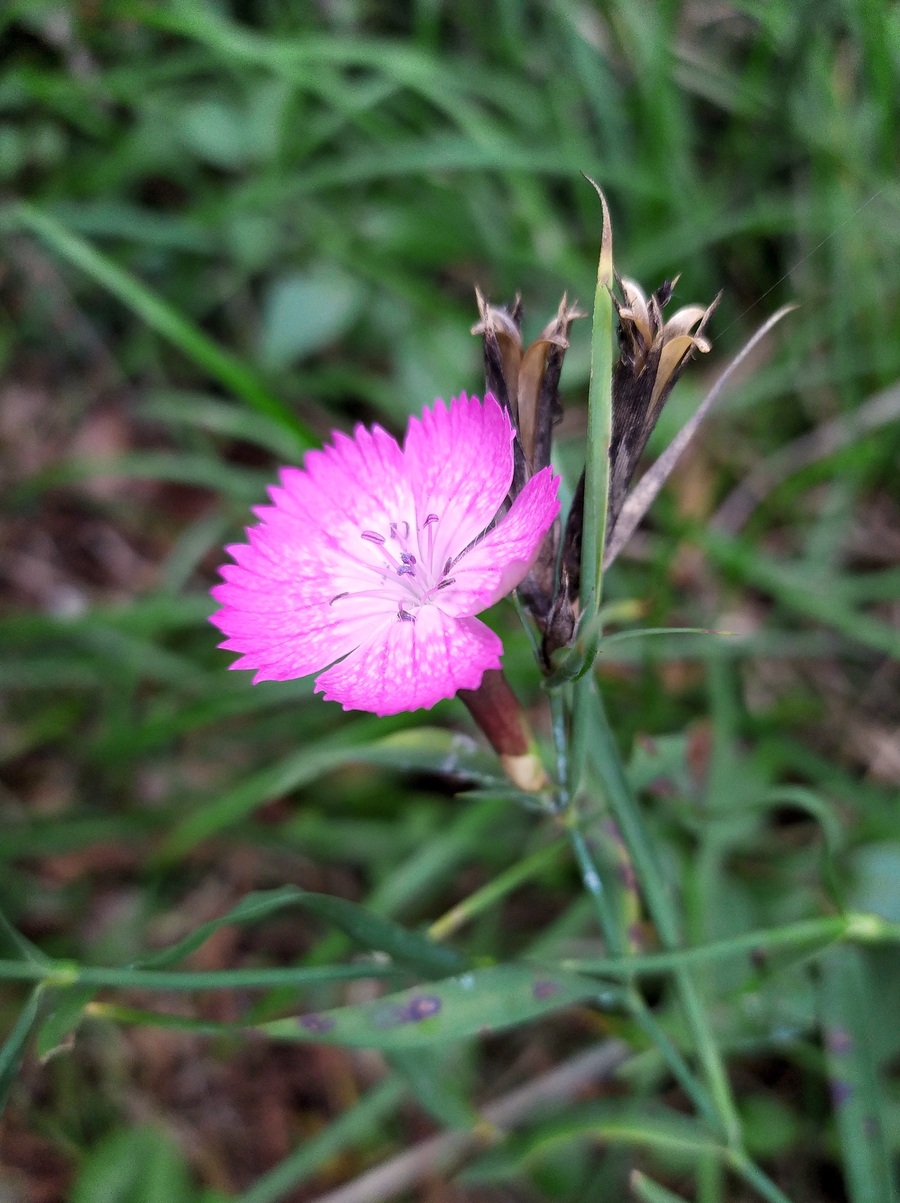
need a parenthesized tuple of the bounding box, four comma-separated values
(1, 1, 899, 1200)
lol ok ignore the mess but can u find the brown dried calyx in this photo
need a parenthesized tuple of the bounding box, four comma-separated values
(472, 290, 585, 630)
(543, 277, 719, 660)
(607, 277, 719, 537)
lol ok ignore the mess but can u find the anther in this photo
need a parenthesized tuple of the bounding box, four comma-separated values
(330, 592, 350, 605)
(398, 607, 416, 622)
(423, 513, 438, 527)
(400, 552, 416, 565)
(437, 578, 455, 590)
(361, 530, 385, 545)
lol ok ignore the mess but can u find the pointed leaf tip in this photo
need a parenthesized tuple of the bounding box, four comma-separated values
(582, 175, 613, 287)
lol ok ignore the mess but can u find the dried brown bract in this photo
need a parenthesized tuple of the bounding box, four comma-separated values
(473, 290, 585, 627)
(545, 277, 719, 663)
(608, 277, 720, 540)
(474, 274, 724, 669)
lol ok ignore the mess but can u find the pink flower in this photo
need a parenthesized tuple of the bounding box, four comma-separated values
(210, 393, 560, 715)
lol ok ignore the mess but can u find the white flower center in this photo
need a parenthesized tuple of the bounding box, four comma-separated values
(330, 513, 456, 623)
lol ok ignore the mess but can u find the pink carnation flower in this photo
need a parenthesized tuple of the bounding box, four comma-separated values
(210, 393, 560, 716)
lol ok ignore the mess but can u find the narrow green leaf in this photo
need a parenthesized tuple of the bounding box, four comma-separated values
(0, 987, 43, 1113)
(35, 986, 98, 1060)
(462, 1102, 722, 1182)
(136, 887, 311, 969)
(566, 914, 862, 978)
(13, 203, 313, 445)
(236, 1077, 405, 1203)
(545, 625, 723, 690)
(70, 1126, 193, 1203)
(630, 1171, 690, 1203)
(16, 451, 271, 505)
(746, 786, 845, 907)
(579, 178, 615, 626)
(69, 1128, 141, 1203)
(141, 391, 311, 460)
(388, 1048, 478, 1129)
(580, 683, 742, 1146)
(287, 891, 467, 977)
(700, 529, 900, 660)
(161, 727, 493, 858)
(261, 964, 600, 1049)
(0, 908, 50, 965)
(138, 885, 463, 978)
(819, 947, 898, 1203)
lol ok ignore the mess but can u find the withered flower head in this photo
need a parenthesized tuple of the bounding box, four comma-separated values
(544, 277, 719, 663)
(472, 291, 584, 626)
(609, 276, 719, 539)
(473, 275, 719, 668)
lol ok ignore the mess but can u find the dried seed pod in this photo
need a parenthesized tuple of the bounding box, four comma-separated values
(542, 278, 719, 662)
(608, 278, 719, 541)
(473, 291, 584, 627)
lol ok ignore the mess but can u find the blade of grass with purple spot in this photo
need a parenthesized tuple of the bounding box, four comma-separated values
(261, 964, 601, 1049)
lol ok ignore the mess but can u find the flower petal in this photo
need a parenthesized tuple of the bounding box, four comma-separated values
(210, 530, 382, 683)
(274, 422, 415, 540)
(437, 466, 560, 617)
(315, 608, 502, 716)
(403, 393, 514, 573)
(210, 421, 415, 683)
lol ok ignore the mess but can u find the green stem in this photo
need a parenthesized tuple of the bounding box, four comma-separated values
(0, 960, 400, 991)
(549, 688, 570, 807)
(583, 681, 743, 1147)
(568, 824, 719, 1127)
(557, 680, 721, 1130)
(561, 914, 896, 976)
(567, 824, 624, 956)
(627, 990, 720, 1129)
(697, 1148, 725, 1203)
(428, 840, 568, 941)
(729, 1153, 797, 1203)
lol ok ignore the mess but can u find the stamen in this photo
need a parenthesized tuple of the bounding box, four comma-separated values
(396, 564, 415, 576)
(437, 577, 456, 589)
(335, 587, 409, 604)
(361, 530, 385, 545)
(400, 552, 416, 566)
(422, 513, 439, 566)
(389, 521, 410, 541)
(329, 592, 350, 605)
(398, 607, 416, 623)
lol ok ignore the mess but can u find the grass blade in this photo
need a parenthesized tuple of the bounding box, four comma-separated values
(13, 203, 313, 449)
(819, 947, 898, 1203)
(262, 963, 601, 1049)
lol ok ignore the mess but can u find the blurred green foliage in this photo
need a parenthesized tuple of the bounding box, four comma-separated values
(1, 1, 899, 1201)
